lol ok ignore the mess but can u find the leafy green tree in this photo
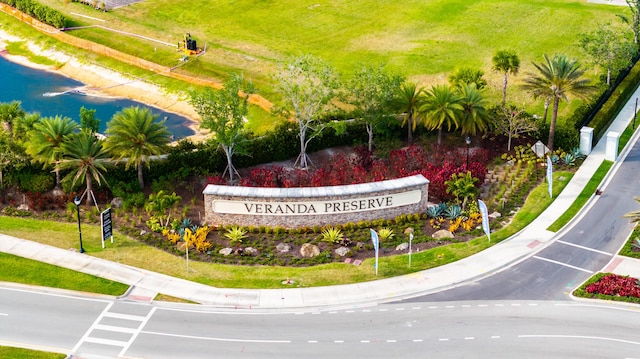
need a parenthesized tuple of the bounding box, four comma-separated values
(80, 107, 101, 133)
(393, 82, 424, 145)
(492, 49, 520, 106)
(421, 84, 463, 145)
(0, 129, 27, 188)
(579, 23, 635, 86)
(104, 106, 171, 190)
(447, 67, 487, 90)
(272, 55, 338, 169)
(25, 116, 78, 186)
(342, 64, 404, 152)
(619, 0, 640, 50)
(445, 171, 478, 210)
(190, 74, 253, 183)
(457, 84, 489, 137)
(521, 54, 595, 151)
(12, 113, 41, 144)
(0, 101, 25, 135)
(59, 130, 110, 205)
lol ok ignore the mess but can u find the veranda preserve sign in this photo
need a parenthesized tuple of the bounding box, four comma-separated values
(203, 175, 429, 228)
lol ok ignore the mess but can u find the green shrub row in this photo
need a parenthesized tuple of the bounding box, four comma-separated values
(1, 0, 67, 28)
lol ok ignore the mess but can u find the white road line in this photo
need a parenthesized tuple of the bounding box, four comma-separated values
(439, 338, 449, 341)
(308, 340, 318, 343)
(83, 337, 127, 347)
(462, 305, 471, 308)
(556, 240, 613, 255)
(533, 256, 594, 273)
(334, 340, 344, 343)
(528, 303, 538, 306)
(361, 340, 370, 343)
(345, 310, 354, 313)
(519, 334, 640, 345)
(142, 330, 291, 343)
(511, 303, 521, 307)
(495, 304, 504, 307)
(478, 304, 488, 307)
(413, 339, 423, 342)
(103, 312, 147, 322)
(412, 306, 421, 310)
(379, 309, 388, 312)
(395, 308, 405, 311)
(445, 305, 455, 308)
(464, 337, 475, 340)
(362, 309, 371, 313)
(387, 339, 397, 343)
(93, 324, 137, 334)
(0, 313, 7, 316)
(428, 306, 438, 309)
(119, 307, 156, 357)
(491, 336, 500, 339)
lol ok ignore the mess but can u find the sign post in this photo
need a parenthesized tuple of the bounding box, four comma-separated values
(100, 208, 113, 248)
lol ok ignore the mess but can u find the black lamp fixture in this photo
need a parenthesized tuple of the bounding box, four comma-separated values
(73, 196, 85, 253)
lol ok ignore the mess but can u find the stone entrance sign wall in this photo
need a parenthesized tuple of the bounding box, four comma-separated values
(202, 174, 429, 228)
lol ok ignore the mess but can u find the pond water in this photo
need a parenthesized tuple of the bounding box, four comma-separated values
(0, 55, 195, 139)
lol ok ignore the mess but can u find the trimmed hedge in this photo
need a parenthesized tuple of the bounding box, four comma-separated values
(0, 0, 67, 28)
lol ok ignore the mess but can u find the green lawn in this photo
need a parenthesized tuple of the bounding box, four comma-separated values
(0, 347, 65, 359)
(36, 0, 624, 108)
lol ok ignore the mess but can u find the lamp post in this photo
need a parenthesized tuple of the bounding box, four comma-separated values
(634, 98, 638, 130)
(465, 136, 471, 170)
(73, 196, 85, 253)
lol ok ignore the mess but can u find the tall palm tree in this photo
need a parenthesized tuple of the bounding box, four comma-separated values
(0, 101, 25, 135)
(420, 84, 463, 145)
(25, 116, 78, 186)
(104, 106, 171, 190)
(521, 54, 595, 151)
(394, 82, 424, 144)
(59, 130, 110, 205)
(457, 84, 490, 136)
(492, 50, 520, 106)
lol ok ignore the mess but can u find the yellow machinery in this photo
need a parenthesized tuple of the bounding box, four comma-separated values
(178, 33, 199, 55)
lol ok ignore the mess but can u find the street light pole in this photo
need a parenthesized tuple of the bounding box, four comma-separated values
(634, 98, 638, 130)
(73, 196, 85, 253)
(465, 136, 471, 170)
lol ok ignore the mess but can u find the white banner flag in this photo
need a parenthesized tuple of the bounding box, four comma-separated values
(478, 199, 490, 242)
(370, 229, 379, 276)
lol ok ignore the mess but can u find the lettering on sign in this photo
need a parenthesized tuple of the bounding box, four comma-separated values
(212, 190, 421, 216)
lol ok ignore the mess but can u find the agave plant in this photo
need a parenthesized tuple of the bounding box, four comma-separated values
(571, 147, 585, 160)
(320, 226, 344, 243)
(426, 203, 446, 218)
(549, 153, 560, 164)
(444, 204, 462, 220)
(224, 226, 248, 246)
(561, 152, 576, 166)
(378, 227, 395, 241)
(632, 238, 640, 251)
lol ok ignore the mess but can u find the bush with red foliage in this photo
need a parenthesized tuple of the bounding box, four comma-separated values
(585, 273, 640, 298)
(233, 144, 488, 202)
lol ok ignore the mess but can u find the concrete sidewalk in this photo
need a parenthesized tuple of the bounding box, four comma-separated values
(3, 93, 640, 309)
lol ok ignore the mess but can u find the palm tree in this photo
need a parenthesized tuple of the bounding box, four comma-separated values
(25, 116, 78, 186)
(420, 84, 463, 145)
(394, 82, 424, 144)
(521, 54, 595, 151)
(104, 106, 171, 190)
(59, 130, 110, 205)
(0, 101, 25, 135)
(457, 84, 489, 136)
(492, 50, 520, 106)
(623, 196, 640, 223)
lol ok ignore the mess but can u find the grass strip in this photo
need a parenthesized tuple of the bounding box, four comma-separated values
(0, 252, 129, 295)
(0, 172, 573, 289)
(0, 347, 65, 359)
(547, 160, 614, 232)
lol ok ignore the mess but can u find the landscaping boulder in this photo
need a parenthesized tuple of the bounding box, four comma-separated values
(219, 248, 233, 256)
(334, 246, 351, 257)
(433, 229, 454, 239)
(110, 197, 123, 208)
(244, 247, 259, 256)
(276, 243, 291, 253)
(300, 243, 320, 258)
(396, 242, 409, 251)
(489, 211, 502, 219)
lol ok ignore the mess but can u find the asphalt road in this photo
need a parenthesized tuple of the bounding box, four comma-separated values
(2, 287, 640, 358)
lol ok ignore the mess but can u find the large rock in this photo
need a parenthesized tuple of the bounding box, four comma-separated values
(219, 248, 233, 256)
(110, 197, 123, 208)
(300, 243, 320, 258)
(432, 229, 454, 239)
(244, 247, 259, 256)
(334, 246, 351, 257)
(276, 243, 291, 253)
(396, 242, 409, 251)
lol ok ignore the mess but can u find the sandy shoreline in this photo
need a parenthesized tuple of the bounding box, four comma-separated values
(0, 30, 209, 142)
